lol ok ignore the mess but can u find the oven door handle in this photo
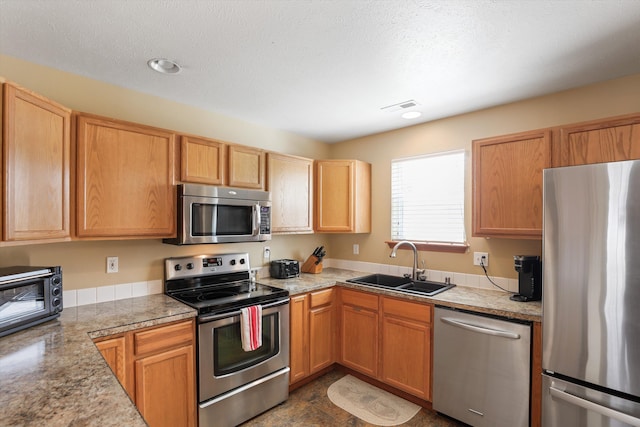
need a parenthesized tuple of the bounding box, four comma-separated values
(199, 298, 289, 322)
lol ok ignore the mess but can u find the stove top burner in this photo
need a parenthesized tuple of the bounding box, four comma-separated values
(164, 253, 289, 317)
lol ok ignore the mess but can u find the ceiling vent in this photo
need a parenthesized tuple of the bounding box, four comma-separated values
(381, 99, 421, 113)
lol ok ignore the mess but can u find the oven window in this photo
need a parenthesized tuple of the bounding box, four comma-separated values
(213, 312, 279, 375)
(0, 283, 46, 323)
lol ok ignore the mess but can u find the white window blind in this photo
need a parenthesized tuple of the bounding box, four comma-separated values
(391, 150, 466, 243)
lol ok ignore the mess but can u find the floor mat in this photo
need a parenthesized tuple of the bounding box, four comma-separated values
(327, 374, 421, 426)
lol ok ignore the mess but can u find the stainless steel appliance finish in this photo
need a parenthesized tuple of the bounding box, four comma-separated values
(164, 253, 289, 427)
(0, 266, 63, 337)
(543, 160, 640, 426)
(433, 306, 531, 427)
(163, 184, 271, 245)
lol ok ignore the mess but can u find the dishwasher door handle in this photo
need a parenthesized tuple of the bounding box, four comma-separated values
(440, 317, 521, 339)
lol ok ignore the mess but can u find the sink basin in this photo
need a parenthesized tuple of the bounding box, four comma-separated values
(346, 273, 412, 288)
(346, 274, 455, 296)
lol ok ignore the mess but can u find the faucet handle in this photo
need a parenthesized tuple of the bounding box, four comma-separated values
(416, 269, 426, 281)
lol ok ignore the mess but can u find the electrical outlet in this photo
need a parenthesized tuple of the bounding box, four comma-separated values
(473, 252, 489, 267)
(263, 246, 271, 259)
(353, 244, 359, 255)
(106, 256, 119, 273)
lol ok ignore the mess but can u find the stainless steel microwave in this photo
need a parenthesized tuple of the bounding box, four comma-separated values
(163, 184, 272, 245)
(0, 266, 63, 337)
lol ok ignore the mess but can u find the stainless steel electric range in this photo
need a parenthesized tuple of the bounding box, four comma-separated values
(164, 253, 290, 427)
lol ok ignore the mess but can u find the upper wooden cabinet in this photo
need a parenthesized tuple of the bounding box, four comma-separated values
(75, 113, 176, 238)
(473, 130, 551, 239)
(2, 82, 71, 242)
(227, 144, 265, 189)
(554, 113, 640, 167)
(267, 152, 314, 234)
(315, 159, 371, 233)
(180, 135, 226, 185)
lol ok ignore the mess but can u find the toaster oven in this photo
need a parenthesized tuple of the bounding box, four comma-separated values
(270, 260, 300, 279)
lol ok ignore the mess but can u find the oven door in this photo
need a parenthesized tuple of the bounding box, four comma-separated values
(198, 299, 289, 402)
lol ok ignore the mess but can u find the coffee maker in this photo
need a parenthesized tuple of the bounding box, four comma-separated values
(510, 255, 542, 302)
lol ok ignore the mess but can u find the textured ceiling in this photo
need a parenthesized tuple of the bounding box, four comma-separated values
(2, 0, 640, 143)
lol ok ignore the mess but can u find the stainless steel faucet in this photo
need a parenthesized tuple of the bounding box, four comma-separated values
(390, 240, 419, 281)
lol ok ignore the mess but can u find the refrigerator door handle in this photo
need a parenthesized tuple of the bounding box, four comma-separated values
(550, 386, 640, 427)
(440, 317, 520, 339)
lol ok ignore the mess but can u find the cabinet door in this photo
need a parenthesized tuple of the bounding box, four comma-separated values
(76, 114, 176, 238)
(339, 289, 379, 377)
(381, 298, 432, 400)
(309, 289, 334, 373)
(316, 159, 371, 233)
(472, 130, 551, 239)
(228, 144, 265, 189)
(289, 294, 309, 383)
(95, 335, 132, 398)
(3, 83, 71, 241)
(556, 114, 640, 167)
(135, 345, 196, 427)
(267, 152, 313, 234)
(180, 135, 226, 185)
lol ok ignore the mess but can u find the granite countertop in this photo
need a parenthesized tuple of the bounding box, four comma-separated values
(0, 294, 197, 427)
(1, 268, 540, 426)
(261, 267, 542, 322)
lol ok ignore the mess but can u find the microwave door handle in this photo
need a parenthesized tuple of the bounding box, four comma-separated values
(253, 204, 261, 236)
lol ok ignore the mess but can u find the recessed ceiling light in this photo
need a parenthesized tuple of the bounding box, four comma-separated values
(147, 58, 182, 74)
(401, 111, 422, 119)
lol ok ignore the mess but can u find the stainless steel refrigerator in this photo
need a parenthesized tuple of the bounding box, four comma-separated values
(543, 160, 640, 426)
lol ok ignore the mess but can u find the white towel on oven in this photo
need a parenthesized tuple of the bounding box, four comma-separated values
(240, 305, 262, 351)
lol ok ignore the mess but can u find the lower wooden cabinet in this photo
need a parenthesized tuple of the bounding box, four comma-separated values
(289, 288, 335, 385)
(337, 288, 434, 401)
(93, 319, 196, 427)
(339, 288, 379, 378)
(380, 296, 432, 400)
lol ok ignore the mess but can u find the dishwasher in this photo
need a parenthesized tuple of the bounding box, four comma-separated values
(433, 306, 531, 427)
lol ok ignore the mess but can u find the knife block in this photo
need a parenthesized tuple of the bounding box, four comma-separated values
(301, 255, 323, 274)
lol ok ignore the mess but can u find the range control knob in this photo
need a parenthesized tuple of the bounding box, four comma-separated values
(186, 263, 194, 270)
(174, 264, 182, 271)
(239, 258, 246, 265)
(230, 259, 236, 266)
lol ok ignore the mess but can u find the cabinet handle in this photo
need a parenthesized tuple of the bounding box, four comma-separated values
(549, 386, 640, 426)
(440, 317, 520, 339)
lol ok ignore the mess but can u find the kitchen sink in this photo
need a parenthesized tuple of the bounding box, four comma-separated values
(346, 274, 455, 296)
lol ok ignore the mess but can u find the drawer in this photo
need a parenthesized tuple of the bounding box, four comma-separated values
(382, 297, 431, 323)
(133, 320, 194, 356)
(309, 288, 334, 308)
(340, 288, 378, 311)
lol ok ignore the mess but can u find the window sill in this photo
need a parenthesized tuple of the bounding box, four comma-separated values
(385, 240, 469, 254)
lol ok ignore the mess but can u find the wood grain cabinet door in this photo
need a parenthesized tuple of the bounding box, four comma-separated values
(3, 82, 71, 241)
(76, 114, 176, 238)
(555, 113, 640, 167)
(315, 159, 371, 233)
(380, 297, 432, 400)
(95, 335, 134, 399)
(472, 130, 551, 239)
(309, 289, 334, 374)
(338, 289, 379, 377)
(135, 345, 196, 427)
(267, 152, 314, 234)
(289, 294, 309, 384)
(227, 144, 265, 189)
(180, 135, 226, 185)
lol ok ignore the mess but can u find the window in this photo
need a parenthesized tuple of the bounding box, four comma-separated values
(391, 150, 466, 245)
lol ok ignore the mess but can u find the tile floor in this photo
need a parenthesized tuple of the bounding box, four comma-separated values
(242, 370, 467, 426)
